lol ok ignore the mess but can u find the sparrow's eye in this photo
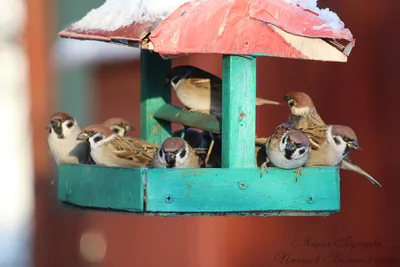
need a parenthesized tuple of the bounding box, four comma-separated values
(179, 149, 187, 158)
(342, 136, 350, 142)
(159, 149, 164, 158)
(93, 135, 103, 143)
(112, 128, 120, 134)
(66, 122, 73, 128)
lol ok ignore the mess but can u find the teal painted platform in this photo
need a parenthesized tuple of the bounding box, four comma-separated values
(58, 164, 340, 216)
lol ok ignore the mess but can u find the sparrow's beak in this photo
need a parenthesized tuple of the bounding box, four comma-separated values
(347, 140, 360, 150)
(76, 132, 89, 141)
(165, 152, 176, 166)
(124, 124, 135, 132)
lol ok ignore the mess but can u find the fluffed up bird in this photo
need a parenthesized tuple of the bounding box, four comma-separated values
(102, 117, 135, 137)
(262, 122, 311, 181)
(76, 124, 158, 168)
(283, 91, 325, 129)
(165, 65, 280, 117)
(151, 137, 201, 168)
(47, 112, 90, 165)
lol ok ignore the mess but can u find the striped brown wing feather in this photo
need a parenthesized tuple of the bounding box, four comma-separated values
(301, 126, 327, 150)
(110, 137, 158, 164)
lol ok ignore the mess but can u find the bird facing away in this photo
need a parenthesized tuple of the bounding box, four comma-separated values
(102, 117, 135, 137)
(47, 112, 90, 165)
(151, 137, 201, 168)
(283, 91, 325, 129)
(77, 124, 158, 168)
(165, 65, 280, 117)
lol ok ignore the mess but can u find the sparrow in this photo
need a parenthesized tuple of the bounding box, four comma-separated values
(262, 122, 311, 181)
(302, 124, 360, 167)
(283, 91, 382, 187)
(151, 137, 201, 168)
(102, 117, 135, 137)
(47, 112, 90, 164)
(165, 65, 280, 117)
(283, 91, 325, 129)
(76, 124, 158, 168)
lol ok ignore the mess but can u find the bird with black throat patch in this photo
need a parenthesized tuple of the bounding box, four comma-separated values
(47, 112, 90, 165)
(261, 122, 311, 181)
(76, 124, 158, 168)
(151, 137, 201, 169)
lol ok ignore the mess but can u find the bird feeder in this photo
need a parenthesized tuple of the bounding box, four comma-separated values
(57, 0, 355, 216)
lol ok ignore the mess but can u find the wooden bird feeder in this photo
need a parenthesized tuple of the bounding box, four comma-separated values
(57, 0, 355, 216)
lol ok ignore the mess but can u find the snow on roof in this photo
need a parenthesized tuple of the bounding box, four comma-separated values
(72, 0, 193, 32)
(284, 0, 346, 31)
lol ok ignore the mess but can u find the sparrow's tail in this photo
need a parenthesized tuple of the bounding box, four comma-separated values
(338, 159, 382, 187)
(256, 97, 280, 106)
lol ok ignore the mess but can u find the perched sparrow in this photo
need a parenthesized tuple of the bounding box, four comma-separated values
(303, 125, 360, 167)
(76, 124, 158, 168)
(166, 65, 280, 117)
(102, 117, 135, 137)
(151, 137, 201, 168)
(283, 91, 325, 129)
(47, 112, 90, 164)
(262, 122, 311, 180)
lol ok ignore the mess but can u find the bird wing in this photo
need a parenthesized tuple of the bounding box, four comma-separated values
(110, 137, 158, 164)
(301, 126, 327, 150)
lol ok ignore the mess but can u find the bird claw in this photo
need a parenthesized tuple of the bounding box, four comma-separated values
(295, 167, 303, 182)
(259, 161, 269, 177)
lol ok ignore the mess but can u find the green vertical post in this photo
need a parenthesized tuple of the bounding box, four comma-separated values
(221, 55, 257, 168)
(140, 50, 172, 145)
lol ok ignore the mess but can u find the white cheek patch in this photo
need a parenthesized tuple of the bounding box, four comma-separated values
(89, 133, 116, 149)
(175, 143, 190, 167)
(61, 120, 77, 138)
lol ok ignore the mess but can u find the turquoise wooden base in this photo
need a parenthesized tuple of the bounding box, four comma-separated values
(58, 164, 340, 216)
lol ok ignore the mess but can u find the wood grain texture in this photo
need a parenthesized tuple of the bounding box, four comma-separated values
(140, 50, 172, 145)
(221, 55, 257, 168)
(58, 164, 340, 215)
(58, 164, 144, 211)
(154, 103, 221, 133)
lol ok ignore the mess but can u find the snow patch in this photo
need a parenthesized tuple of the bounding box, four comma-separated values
(72, 0, 192, 31)
(284, 0, 346, 31)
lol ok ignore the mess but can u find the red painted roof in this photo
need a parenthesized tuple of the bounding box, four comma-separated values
(59, 0, 355, 61)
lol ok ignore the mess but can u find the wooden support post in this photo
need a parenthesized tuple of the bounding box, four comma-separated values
(140, 50, 172, 145)
(221, 55, 256, 168)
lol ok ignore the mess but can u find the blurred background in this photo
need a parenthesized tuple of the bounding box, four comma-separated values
(1, 0, 399, 266)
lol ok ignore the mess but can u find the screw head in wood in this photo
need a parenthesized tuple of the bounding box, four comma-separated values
(238, 181, 247, 190)
(307, 195, 315, 204)
(165, 195, 174, 203)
